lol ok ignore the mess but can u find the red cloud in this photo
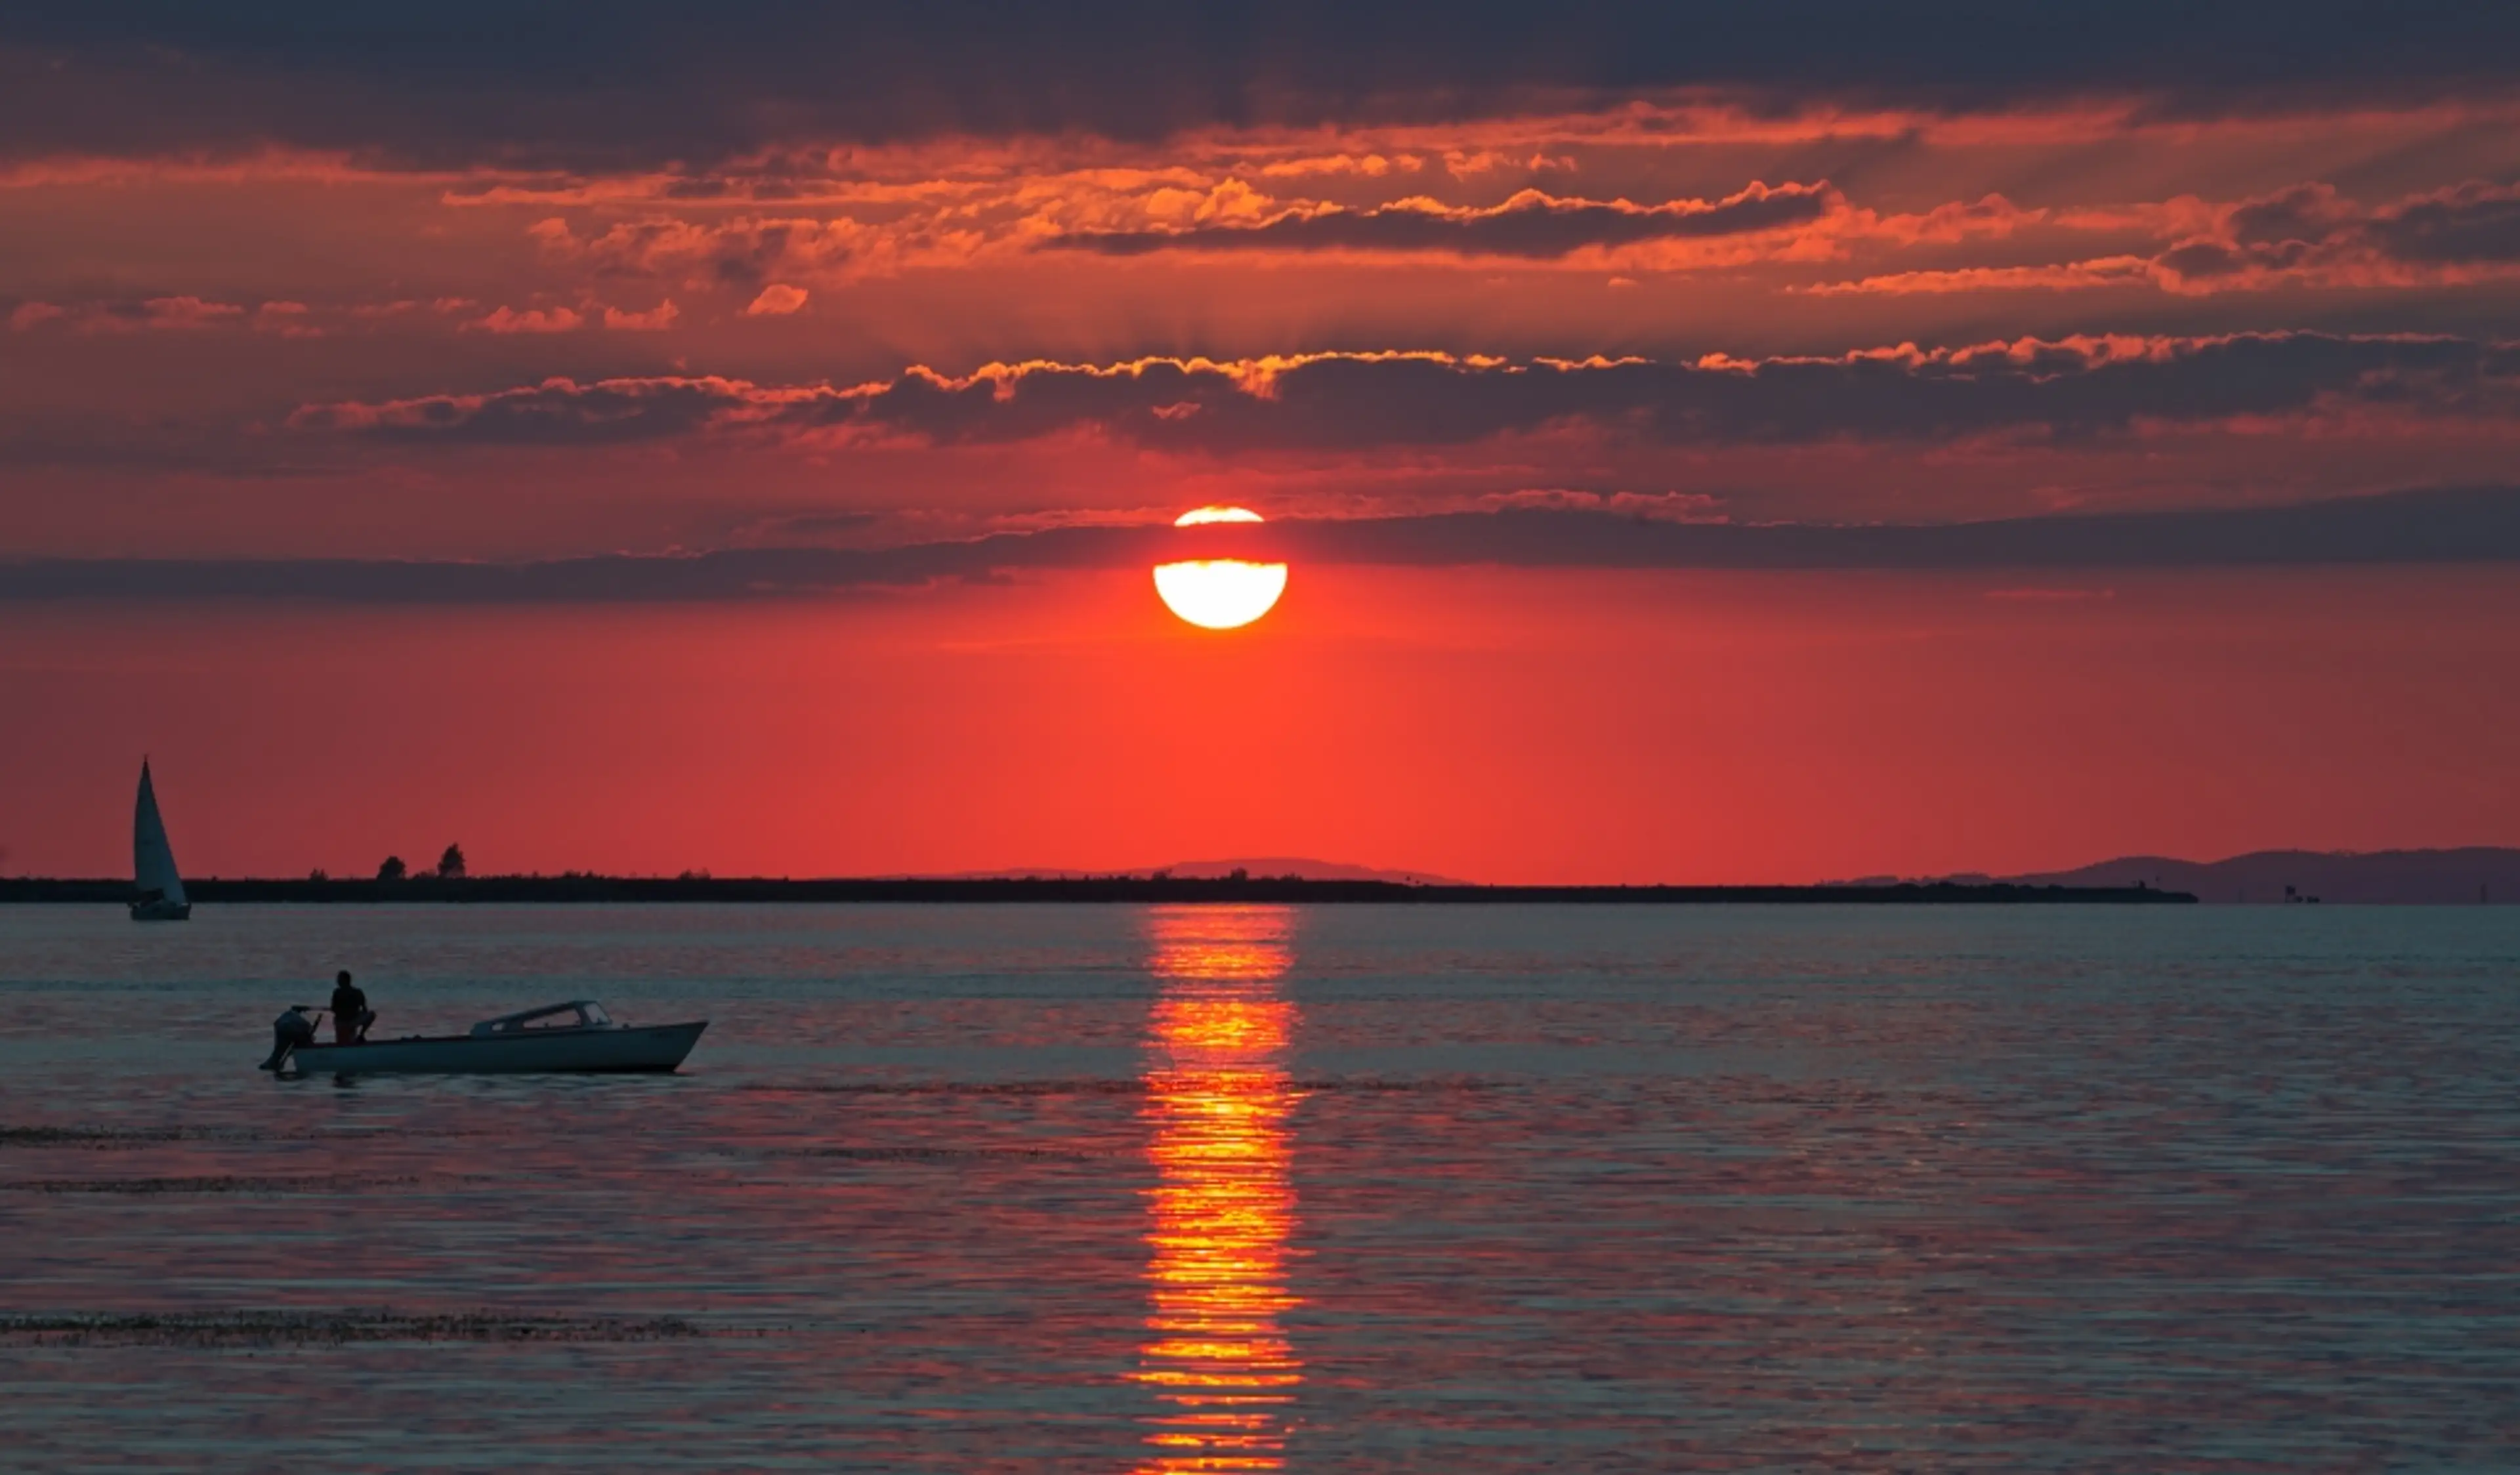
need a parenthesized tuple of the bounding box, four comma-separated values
(253, 301, 324, 337)
(744, 284, 809, 316)
(601, 300, 681, 331)
(465, 304, 585, 334)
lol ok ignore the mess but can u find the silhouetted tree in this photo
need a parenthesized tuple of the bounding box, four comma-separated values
(437, 843, 467, 879)
(377, 855, 407, 882)
(308, 867, 327, 882)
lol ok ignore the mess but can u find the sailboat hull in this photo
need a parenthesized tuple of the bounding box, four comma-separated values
(128, 898, 191, 921)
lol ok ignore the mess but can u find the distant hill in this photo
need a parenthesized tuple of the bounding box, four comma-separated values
(2009, 848, 2520, 904)
(1147, 857, 1474, 885)
(936, 857, 1475, 885)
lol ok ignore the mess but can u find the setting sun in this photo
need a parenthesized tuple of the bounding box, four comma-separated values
(1154, 507, 1290, 631)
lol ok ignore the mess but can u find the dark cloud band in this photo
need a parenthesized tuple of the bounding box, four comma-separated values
(7, 4, 2520, 169)
(2163, 181, 2520, 283)
(291, 334, 2520, 453)
(1045, 184, 1832, 259)
(3, 486, 2513, 604)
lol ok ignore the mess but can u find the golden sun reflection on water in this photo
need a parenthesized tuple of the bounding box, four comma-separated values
(1135, 905, 1303, 1473)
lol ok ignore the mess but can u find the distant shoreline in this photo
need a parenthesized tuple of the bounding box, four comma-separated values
(0, 877, 2196, 905)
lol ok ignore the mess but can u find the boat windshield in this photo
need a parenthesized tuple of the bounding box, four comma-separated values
(471, 1001, 615, 1036)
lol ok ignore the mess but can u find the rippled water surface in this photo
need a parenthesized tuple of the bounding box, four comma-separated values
(1, 903, 2515, 1472)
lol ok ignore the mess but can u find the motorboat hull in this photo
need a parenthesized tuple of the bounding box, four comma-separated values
(284, 1021, 706, 1075)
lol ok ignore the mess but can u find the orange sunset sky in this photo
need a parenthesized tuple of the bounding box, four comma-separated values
(4, 5, 2519, 881)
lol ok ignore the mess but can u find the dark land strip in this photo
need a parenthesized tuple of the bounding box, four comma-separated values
(0, 877, 2196, 904)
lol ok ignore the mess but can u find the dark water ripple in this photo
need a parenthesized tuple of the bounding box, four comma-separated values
(1, 1310, 715, 1346)
(0, 902, 2514, 1472)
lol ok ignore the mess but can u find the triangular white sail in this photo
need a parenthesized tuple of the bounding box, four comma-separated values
(134, 760, 186, 908)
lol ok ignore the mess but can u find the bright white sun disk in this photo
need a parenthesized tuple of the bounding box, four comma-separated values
(1154, 507, 1288, 629)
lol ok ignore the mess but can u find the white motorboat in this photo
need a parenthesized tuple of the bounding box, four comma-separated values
(268, 1001, 707, 1075)
(130, 759, 190, 921)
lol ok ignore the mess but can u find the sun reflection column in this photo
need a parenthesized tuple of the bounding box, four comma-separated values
(1134, 905, 1304, 1473)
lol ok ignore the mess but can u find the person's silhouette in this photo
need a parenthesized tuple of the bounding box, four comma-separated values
(329, 970, 373, 1045)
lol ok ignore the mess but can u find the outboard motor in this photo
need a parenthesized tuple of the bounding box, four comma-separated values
(261, 1007, 317, 1071)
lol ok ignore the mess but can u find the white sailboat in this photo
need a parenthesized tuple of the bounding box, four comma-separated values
(131, 759, 190, 921)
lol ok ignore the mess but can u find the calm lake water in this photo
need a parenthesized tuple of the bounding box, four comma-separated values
(1, 903, 2515, 1472)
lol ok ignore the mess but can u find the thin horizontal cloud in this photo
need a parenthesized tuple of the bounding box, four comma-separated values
(1272, 486, 2520, 570)
(2, 486, 2514, 604)
(291, 373, 831, 444)
(7, 296, 255, 334)
(5, 293, 685, 339)
(1799, 259, 2159, 296)
(520, 180, 1957, 288)
(1044, 182, 1833, 259)
(289, 334, 2520, 452)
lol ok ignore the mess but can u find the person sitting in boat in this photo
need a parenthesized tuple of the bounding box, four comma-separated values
(329, 970, 373, 1045)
